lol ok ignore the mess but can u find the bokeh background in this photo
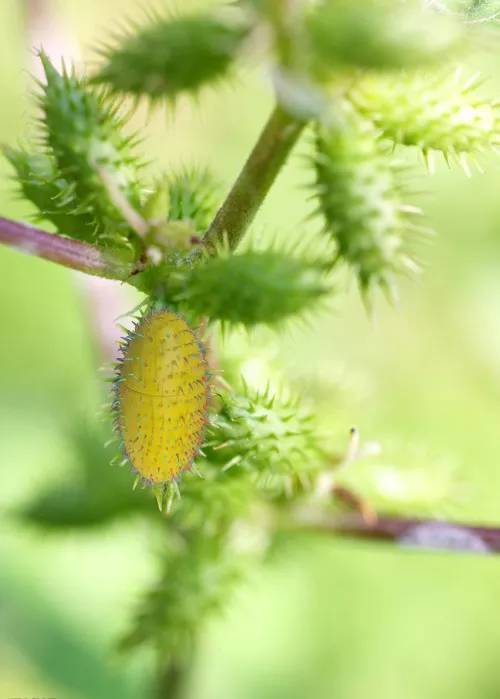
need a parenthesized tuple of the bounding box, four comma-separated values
(2, 1, 500, 697)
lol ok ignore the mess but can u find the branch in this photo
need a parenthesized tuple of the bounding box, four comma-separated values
(203, 104, 306, 251)
(294, 509, 500, 555)
(1, 106, 305, 275)
(0, 216, 136, 280)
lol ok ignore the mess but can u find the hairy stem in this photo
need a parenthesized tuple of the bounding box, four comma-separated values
(204, 104, 306, 250)
(0, 216, 137, 279)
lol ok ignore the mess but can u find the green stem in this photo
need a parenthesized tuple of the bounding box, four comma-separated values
(0, 216, 138, 279)
(203, 105, 306, 251)
(156, 656, 189, 699)
(0, 106, 304, 277)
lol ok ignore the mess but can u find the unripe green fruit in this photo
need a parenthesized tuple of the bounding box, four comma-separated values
(313, 106, 419, 294)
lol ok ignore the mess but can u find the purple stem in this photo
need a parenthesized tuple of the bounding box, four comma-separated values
(0, 216, 135, 280)
(302, 512, 500, 555)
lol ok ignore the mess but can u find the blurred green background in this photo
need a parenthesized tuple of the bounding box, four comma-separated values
(2, 1, 500, 697)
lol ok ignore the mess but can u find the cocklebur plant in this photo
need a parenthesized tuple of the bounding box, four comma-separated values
(3, 0, 500, 696)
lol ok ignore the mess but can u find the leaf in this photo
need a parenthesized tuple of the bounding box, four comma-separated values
(19, 419, 152, 529)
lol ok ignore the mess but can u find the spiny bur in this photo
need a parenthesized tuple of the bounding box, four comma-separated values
(312, 105, 421, 296)
(170, 461, 255, 533)
(166, 169, 219, 232)
(306, 0, 461, 76)
(3, 147, 96, 240)
(178, 247, 330, 328)
(206, 385, 324, 493)
(38, 51, 144, 248)
(350, 71, 500, 172)
(92, 10, 249, 104)
(120, 535, 241, 655)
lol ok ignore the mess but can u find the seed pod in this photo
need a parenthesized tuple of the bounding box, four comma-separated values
(114, 311, 209, 486)
(312, 106, 420, 295)
(38, 51, 144, 247)
(350, 71, 500, 171)
(3, 147, 96, 241)
(206, 386, 323, 489)
(306, 0, 461, 75)
(92, 11, 249, 103)
(179, 248, 329, 328)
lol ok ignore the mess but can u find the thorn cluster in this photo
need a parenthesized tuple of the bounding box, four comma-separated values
(178, 246, 330, 328)
(312, 105, 423, 296)
(350, 70, 500, 173)
(92, 10, 249, 104)
(206, 384, 324, 494)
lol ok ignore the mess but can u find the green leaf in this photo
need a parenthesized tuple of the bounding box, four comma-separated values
(92, 11, 249, 103)
(18, 419, 152, 529)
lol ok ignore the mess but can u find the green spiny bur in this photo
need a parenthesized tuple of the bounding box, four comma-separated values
(120, 534, 242, 655)
(313, 106, 420, 296)
(178, 247, 330, 327)
(206, 386, 324, 489)
(38, 51, 144, 247)
(306, 0, 461, 75)
(166, 169, 219, 232)
(133, 169, 218, 275)
(92, 11, 249, 103)
(443, 0, 500, 21)
(3, 147, 97, 240)
(350, 71, 500, 171)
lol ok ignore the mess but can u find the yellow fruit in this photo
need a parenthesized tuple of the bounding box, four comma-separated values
(115, 310, 209, 485)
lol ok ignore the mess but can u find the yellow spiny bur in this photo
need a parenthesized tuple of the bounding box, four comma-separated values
(115, 311, 209, 485)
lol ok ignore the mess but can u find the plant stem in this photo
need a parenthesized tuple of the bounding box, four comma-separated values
(157, 657, 189, 699)
(0, 105, 305, 275)
(292, 509, 500, 555)
(203, 104, 306, 251)
(0, 216, 136, 279)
